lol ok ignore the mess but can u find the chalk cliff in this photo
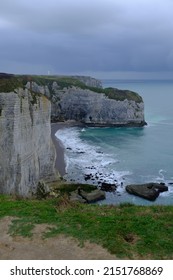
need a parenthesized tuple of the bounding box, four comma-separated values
(0, 74, 146, 196)
(0, 74, 56, 196)
(25, 75, 145, 126)
(50, 84, 146, 127)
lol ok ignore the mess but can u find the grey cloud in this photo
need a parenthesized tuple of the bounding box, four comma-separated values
(1, 0, 173, 75)
(0, 0, 120, 34)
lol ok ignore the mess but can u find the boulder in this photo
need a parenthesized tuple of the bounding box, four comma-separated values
(126, 183, 168, 201)
(100, 182, 117, 192)
(84, 174, 92, 181)
(154, 183, 168, 192)
(69, 191, 87, 204)
(78, 188, 105, 203)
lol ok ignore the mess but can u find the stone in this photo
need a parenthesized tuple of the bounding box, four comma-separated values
(78, 188, 105, 203)
(100, 182, 117, 192)
(126, 183, 168, 201)
(153, 183, 168, 192)
(84, 174, 92, 181)
(69, 191, 87, 204)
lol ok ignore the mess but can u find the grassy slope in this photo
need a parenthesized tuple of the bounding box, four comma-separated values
(0, 74, 143, 103)
(0, 194, 173, 259)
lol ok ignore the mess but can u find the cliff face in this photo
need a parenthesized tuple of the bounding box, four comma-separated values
(0, 80, 56, 196)
(25, 75, 145, 126)
(50, 86, 146, 127)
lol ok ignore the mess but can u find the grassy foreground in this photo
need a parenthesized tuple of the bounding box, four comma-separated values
(0, 194, 173, 259)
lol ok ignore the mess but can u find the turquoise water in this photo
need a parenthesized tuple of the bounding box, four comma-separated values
(56, 80, 173, 205)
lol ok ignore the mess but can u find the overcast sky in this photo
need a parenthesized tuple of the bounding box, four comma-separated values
(1, 0, 173, 79)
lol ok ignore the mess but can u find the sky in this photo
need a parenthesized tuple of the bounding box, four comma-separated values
(0, 0, 173, 79)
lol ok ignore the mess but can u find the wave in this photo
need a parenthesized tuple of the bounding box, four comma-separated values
(55, 127, 173, 204)
(55, 127, 131, 191)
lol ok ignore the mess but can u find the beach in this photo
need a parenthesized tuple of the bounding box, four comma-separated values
(51, 123, 66, 176)
(51, 121, 83, 177)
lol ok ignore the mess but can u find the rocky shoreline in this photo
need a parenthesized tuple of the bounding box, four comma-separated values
(52, 121, 171, 203)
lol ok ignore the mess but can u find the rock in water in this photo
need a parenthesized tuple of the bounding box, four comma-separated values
(126, 183, 168, 201)
(100, 182, 117, 192)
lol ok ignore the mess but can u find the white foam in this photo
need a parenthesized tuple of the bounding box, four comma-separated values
(55, 127, 130, 186)
(56, 127, 115, 165)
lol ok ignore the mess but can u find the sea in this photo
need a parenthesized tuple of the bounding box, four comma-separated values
(55, 79, 173, 206)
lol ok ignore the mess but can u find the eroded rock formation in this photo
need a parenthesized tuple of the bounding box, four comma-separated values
(51, 86, 146, 126)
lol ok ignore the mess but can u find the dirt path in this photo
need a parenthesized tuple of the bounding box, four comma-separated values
(0, 217, 116, 260)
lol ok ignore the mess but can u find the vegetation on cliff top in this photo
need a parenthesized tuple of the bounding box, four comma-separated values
(0, 73, 143, 103)
(0, 193, 173, 259)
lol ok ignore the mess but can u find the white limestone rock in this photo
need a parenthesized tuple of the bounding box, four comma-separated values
(0, 88, 56, 196)
(51, 87, 145, 126)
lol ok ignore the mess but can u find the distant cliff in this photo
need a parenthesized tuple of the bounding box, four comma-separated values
(50, 86, 145, 126)
(0, 74, 56, 196)
(46, 76, 146, 127)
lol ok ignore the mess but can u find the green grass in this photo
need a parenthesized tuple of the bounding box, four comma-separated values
(0, 194, 173, 259)
(0, 75, 25, 92)
(103, 87, 143, 103)
(0, 74, 143, 103)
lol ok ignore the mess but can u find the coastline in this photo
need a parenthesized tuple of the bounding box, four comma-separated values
(51, 123, 66, 177)
(51, 121, 172, 206)
(51, 121, 84, 177)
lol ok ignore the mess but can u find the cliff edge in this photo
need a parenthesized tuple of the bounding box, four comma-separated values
(0, 74, 56, 196)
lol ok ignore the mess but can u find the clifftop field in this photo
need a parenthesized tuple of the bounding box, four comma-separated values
(0, 193, 173, 259)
